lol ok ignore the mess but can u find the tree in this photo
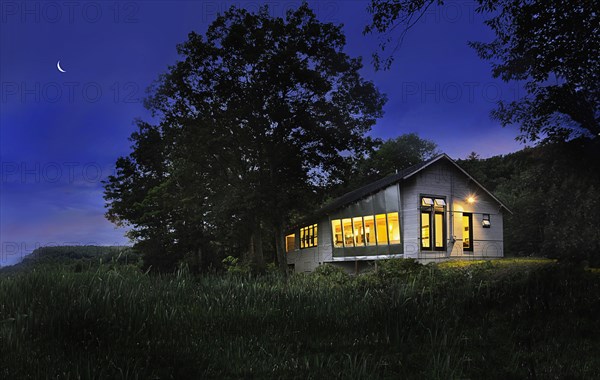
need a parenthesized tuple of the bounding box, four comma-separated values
(105, 4, 385, 273)
(327, 133, 437, 197)
(356, 133, 438, 185)
(364, 0, 600, 143)
(457, 139, 600, 264)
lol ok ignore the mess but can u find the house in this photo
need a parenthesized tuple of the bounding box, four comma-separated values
(286, 154, 510, 273)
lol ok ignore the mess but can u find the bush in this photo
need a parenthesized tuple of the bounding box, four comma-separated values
(221, 256, 251, 275)
(310, 263, 350, 285)
(374, 258, 423, 279)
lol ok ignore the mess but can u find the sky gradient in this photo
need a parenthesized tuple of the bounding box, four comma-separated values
(0, 0, 525, 265)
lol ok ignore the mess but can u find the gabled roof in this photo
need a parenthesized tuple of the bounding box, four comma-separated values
(314, 153, 511, 219)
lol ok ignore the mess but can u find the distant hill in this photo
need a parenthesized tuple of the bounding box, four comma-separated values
(0, 245, 137, 274)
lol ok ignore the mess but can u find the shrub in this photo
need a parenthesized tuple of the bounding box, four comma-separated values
(375, 258, 423, 279)
(310, 263, 350, 285)
(221, 256, 251, 275)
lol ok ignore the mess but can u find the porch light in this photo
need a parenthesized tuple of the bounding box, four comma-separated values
(482, 214, 491, 228)
(467, 195, 476, 204)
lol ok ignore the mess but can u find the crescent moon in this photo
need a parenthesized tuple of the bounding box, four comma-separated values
(57, 60, 67, 73)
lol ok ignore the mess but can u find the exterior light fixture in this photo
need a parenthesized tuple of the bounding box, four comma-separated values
(467, 195, 476, 204)
(482, 214, 491, 228)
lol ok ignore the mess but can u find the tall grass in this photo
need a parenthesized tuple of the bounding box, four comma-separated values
(0, 259, 599, 379)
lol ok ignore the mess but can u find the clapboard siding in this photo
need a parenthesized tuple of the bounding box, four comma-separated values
(405, 159, 504, 261)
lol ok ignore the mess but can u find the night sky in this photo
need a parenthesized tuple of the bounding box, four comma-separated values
(0, 0, 525, 266)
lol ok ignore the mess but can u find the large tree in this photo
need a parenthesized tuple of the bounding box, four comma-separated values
(365, 0, 599, 143)
(339, 133, 438, 192)
(105, 4, 385, 272)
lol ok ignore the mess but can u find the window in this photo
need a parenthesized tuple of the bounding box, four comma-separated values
(363, 216, 375, 246)
(353, 217, 365, 246)
(462, 213, 473, 251)
(331, 220, 343, 248)
(387, 212, 401, 244)
(421, 212, 430, 249)
(434, 212, 444, 249)
(420, 196, 446, 251)
(285, 234, 296, 253)
(375, 214, 388, 245)
(300, 224, 318, 249)
(342, 218, 353, 247)
(482, 214, 491, 228)
(330, 212, 401, 248)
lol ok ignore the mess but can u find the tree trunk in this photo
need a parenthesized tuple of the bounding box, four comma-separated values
(249, 219, 265, 271)
(274, 223, 288, 277)
(196, 246, 203, 273)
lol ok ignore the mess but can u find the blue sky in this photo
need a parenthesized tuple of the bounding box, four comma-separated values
(0, 0, 525, 265)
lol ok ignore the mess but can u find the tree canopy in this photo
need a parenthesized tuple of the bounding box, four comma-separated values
(346, 133, 438, 190)
(105, 4, 385, 272)
(365, 0, 600, 143)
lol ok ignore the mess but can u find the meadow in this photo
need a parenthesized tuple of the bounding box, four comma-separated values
(1, 250, 599, 379)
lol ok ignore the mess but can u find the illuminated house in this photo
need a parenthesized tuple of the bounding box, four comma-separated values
(286, 154, 510, 273)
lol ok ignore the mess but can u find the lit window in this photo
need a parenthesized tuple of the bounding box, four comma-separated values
(421, 197, 434, 206)
(387, 212, 401, 245)
(285, 234, 296, 253)
(353, 217, 365, 246)
(342, 218, 354, 247)
(375, 214, 388, 245)
(421, 212, 430, 249)
(363, 216, 375, 246)
(421, 196, 446, 251)
(334, 213, 401, 248)
(462, 213, 473, 251)
(300, 224, 318, 249)
(482, 214, 491, 228)
(435, 213, 444, 248)
(331, 220, 343, 248)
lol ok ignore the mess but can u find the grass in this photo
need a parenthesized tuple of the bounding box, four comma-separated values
(0, 256, 599, 379)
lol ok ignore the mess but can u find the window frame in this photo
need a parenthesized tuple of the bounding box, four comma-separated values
(420, 195, 447, 252)
(462, 212, 474, 252)
(330, 212, 402, 248)
(285, 234, 296, 253)
(299, 224, 318, 249)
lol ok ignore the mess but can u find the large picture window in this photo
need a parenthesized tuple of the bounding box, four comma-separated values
(375, 214, 388, 245)
(363, 216, 375, 246)
(387, 212, 401, 245)
(332, 220, 343, 248)
(420, 196, 446, 251)
(353, 217, 365, 246)
(331, 213, 401, 248)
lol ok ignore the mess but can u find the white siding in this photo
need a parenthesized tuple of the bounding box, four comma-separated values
(286, 218, 331, 272)
(401, 159, 504, 262)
